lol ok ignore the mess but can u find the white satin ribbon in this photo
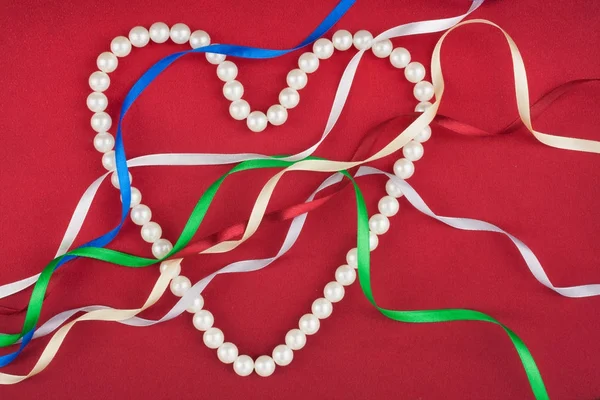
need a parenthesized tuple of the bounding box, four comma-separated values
(8, 163, 600, 343)
(0, 0, 484, 301)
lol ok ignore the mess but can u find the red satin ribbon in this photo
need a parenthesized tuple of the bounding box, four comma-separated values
(434, 78, 600, 136)
(1, 78, 596, 314)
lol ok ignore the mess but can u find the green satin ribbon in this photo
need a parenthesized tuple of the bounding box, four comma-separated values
(351, 184, 549, 400)
(0, 157, 549, 399)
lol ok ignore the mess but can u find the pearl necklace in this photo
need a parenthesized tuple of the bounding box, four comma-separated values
(86, 22, 433, 377)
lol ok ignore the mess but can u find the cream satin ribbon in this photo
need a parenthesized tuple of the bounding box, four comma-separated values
(0, 264, 176, 384)
(0, 0, 485, 301)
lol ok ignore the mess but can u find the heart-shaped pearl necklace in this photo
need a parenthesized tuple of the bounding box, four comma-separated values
(86, 22, 433, 377)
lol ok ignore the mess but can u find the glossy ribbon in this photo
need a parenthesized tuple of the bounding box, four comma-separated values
(435, 78, 600, 137)
(0, 162, 549, 400)
(0, 265, 175, 384)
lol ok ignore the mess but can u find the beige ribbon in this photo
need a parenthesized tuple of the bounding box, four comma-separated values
(2, 19, 598, 384)
(0, 262, 177, 384)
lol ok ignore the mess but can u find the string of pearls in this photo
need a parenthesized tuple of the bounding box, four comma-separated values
(86, 23, 433, 377)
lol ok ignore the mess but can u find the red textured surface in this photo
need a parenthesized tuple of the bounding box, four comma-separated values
(1, 0, 599, 399)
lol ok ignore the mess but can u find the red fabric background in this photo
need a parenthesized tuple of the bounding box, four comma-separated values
(1, 0, 599, 399)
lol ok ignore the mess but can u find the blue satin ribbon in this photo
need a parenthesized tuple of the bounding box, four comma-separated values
(0, 0, 355, 367)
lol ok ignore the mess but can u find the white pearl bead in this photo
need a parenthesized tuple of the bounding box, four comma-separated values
(403, 140, 424, 161)
(96, 52, 118, 73)
(414, 126, 432, 143)
(152, 238, 173, 259)
(332, 29, 353, 51)
(101, 150, 116, 170)
(159, 260, 181, 278)
(272, 345, 294, 366)
(285, 329, 306, 350)
(299, 314, 320, 335)
(149, 22, 170, 43)
(324, 281, 345, 303)
(346, 248, 358, 268)
(189, 30, 211, 49)
(87, 92, 108, 113)
(110, 36, 132, 57)
(378, 196, 400, 217)
(246, 111, 268, 133)
(385, 178, 404, 198)
(279, 88, 300, 109)
(413, 81, 434, 102)
(170, 23, 191, 44)
(313, 38, 334, 59)
(203, 327, 224, 349)
(222, 80, 244, 101)
(170, 275, 191, 297)
(233, 355, 254, 376)
(393, 158, 415, 179)
(192, 310, 214, 331)
(311, 298, 333, 319)
(390, 47, 411, 68)
(186, 295, 204, 313)
(267, 105, 288, 126)
(415, 101, 432, 112)
(111, 171, 132, 189)
(353, 30, 373, 50)
(217, 342, 239, 364)
(369, 231, 379, 251)
(298, 52, 319, 74)
(216, 60, 238, 82)
(131, 204, 152, 226)
(405, 62, 426, 83)
(335, 265, 356, 286)
(205, 50, 226, 65)
(128, 26, 150, 48)
(91, 112, 112, 132)
(89, 71, 110, 92)
(141, 221, 162, 243)
(286, 69, 308, 90)
(121, 186, 142, 208)
(93, 132, 114, 152)
(229, 100, 250, 120)
(372, 39, 393, 58)
(254, 355, 275, 377)
(369, 214, 390, 235)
